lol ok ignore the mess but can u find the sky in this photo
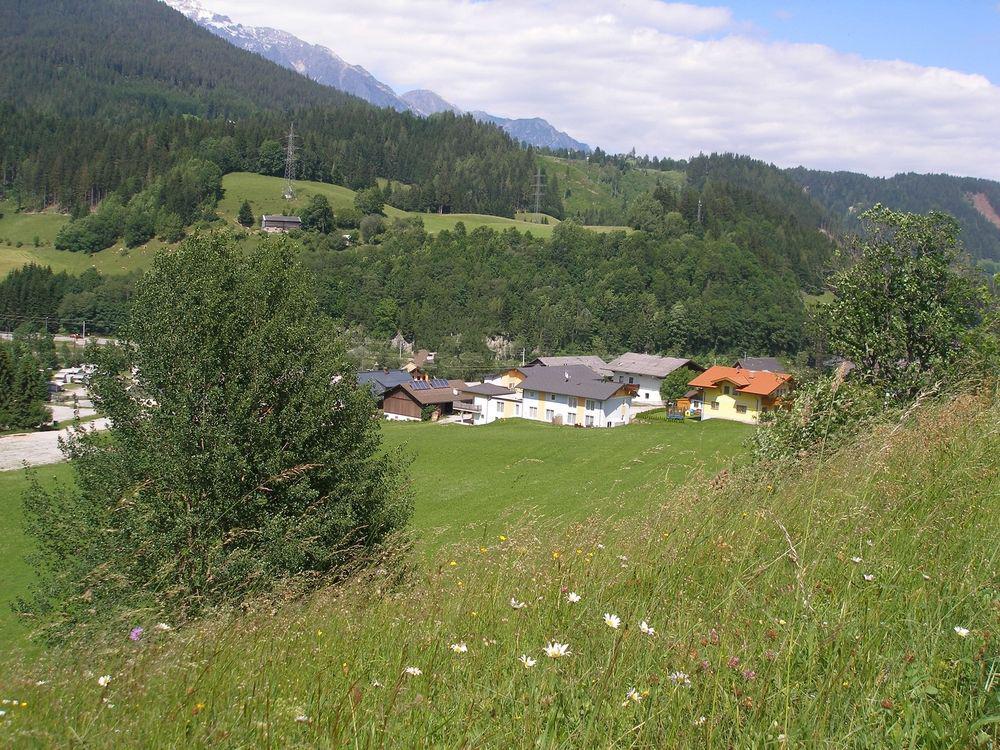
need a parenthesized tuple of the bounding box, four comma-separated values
(205, 0, 1000, 179)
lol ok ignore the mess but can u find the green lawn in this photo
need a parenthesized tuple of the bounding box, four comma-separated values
(0, 417, 749, 646)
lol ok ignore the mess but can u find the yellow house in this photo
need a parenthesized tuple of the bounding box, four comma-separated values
(688, 365, 793, 424)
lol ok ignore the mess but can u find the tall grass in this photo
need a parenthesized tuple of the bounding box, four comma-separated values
(1, 393, 997, 748)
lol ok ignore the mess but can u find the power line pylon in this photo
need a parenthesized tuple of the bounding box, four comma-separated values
(283, 123, 297, 201)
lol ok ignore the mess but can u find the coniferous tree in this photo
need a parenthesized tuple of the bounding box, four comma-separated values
(237, 199, 255, 228)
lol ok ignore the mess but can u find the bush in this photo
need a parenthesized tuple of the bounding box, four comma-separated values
(360, 214, 386, 243)
(21, 233, 412, 634)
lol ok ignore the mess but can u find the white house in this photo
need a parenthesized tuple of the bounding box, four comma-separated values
(517, 365, 636, 427)
(454, 383, 522, 424)
(606, 353, 705, 406)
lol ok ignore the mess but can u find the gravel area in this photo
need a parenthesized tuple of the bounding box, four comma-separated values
(0, 419, 109, 472)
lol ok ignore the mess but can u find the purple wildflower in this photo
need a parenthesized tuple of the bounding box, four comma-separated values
(129, 626, 144, 642)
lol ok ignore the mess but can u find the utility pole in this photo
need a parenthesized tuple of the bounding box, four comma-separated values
(531, 167, 545, 220)
(283, 123, 297, 201)
(696, 197, 702, 224)
(521, 348, 525, 366)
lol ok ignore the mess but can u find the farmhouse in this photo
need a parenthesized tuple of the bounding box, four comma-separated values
(688, 365, 793, 424)
(403, 349, 436, 379)
(260, 215, 302, 232)
(606, 353, 705, 406)
(454, 383, 521, 425)
(517, 364, 636, 427)
(381, 378, 466, 421)
(356, 369, 413, 406)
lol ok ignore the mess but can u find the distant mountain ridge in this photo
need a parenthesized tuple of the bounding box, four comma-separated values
(163, 0, 590, 152)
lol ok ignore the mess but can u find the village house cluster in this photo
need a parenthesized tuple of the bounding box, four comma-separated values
(357, 351, 793, 427)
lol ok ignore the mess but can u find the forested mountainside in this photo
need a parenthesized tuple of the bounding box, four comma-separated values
(0, 0, 536, 217)
(787, 167, 1000, 263)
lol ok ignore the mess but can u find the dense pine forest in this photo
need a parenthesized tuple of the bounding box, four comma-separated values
(0, 0, 539, 219)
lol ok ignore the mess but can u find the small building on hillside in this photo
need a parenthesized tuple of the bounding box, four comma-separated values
(356, 369, 413, 406)
(606, 353, 705, 406)
(402, 349, 436, 380)
(526, 355, 613, 378)
(381, 378, 466, 421)
(261, 215, 302, 233)
(454, 383, 522, 425)
(688, 365, 793, 424)
(732, 356, 785, 372)
(517, 364, 636, 427)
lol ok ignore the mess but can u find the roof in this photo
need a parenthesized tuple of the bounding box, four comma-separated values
(528, 355, 612, 377)
(518, 364, 629, 401)
(462, 383, 516, 397)
(733, 356, 784, 372)
(411, 349, 435, 367)
(356, 369, 412, 397)
(261, 215, 302, 222)
(388, 379, 468, 405)
(688, 365, 792, 397)
(606, 353, 702, 378)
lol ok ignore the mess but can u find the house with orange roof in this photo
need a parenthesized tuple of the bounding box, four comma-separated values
(687, 365, 793, 424)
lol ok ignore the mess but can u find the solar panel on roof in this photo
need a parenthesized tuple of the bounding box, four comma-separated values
(430, 378, 450, 388)
(411, 381, 430, 390)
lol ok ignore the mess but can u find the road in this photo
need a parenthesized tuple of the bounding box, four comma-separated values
(0, 332, 116, 347)
(0, 419, 109, 472)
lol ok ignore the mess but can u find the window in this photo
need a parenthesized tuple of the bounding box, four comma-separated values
(514, 403, 521, 417)
(545, 409, 554, 422)
(736, 405, 748, 414)
(723, 385, 731, 396)
(644, 392, 650, 400)
(567, 411, 576, 425)
(711, 401, 719, 410)
(585, 399, 597, 411)
(495, 401, 503, 414)
(528, 406, 538, 419)
(585, 414, 595, 427)
(628, 376, 634, 384)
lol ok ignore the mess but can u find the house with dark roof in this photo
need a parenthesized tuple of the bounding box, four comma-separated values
(526, 355, 613, 378)
(517, 364, 636, 427)
(261, 215, 302, 233)
(606, 353, 705, 406)
(381, 378, 466, 421)
(733, 356, 785, 372)
(688, 365, 793, 424)
(356, 369, 413, 405)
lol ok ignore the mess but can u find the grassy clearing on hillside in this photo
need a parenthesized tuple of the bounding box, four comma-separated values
(541, 155, 685, 222)
(0, 418, 748, 646)
(1, 394, 995, 747)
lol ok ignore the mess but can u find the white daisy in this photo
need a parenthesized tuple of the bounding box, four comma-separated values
(97, 675, 111, 687)
(668, 671, 691, 686)
(954, 626, 970, 638)
(519, 654, 537, 668)
(863, 574, 875, 581)
(639, 621, 655, 636)
(403, 666, 422, 676)
(566, 592, 581, 603)
(621, 688, 642, 706)
(509, 597, 527, 610)
(850, 557, 862, 564)
(450, 642, 468, 653)
(603, 613, 621, 629)
(544, 641, 570, 658)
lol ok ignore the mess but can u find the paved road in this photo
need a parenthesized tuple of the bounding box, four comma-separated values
(0, 332, 116, 347)
(0, 419, 109, 472)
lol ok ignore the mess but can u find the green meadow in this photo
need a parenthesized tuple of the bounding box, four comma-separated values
(0, 417, 749, 646)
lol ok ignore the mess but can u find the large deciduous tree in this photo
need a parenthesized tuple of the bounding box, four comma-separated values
(823, 205, 988, 397)
(22, 233, 411, 632)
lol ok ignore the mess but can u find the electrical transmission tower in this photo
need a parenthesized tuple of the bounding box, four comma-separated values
(531, 166, 546, 220)
(283, 123, 297, 200)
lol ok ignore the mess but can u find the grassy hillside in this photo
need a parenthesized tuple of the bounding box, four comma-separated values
(219, 173, 628, 238)
(0, 418, 748, 646)
(541, 155, 685, 223)
(0, 393, 995, 746)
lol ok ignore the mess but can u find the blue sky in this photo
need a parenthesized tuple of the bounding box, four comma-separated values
(710, 1, 1000, 83)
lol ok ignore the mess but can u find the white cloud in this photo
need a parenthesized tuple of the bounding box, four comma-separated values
(208, 0, 1000, 178)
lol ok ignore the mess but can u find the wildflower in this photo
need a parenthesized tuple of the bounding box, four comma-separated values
(448, 560, 457, 567)
(403, 666, 422, 676)
(727, 656, 740, 669)
(479, 546, 487, 553)
(510, 597, 526, 610)
(450, 642, 468, 654)
(639, 621, 655, 636)
(371, 679, 383, 688)
(863, 573, 875, 581)
(603, 613, 621, 630)
(566, 592, 581, 603)
(154, 622, 172, 632)
(499, 535, 507, 541)
(596, 543, 605, 550)
(98, 675, 112, 687)
(544, 641, 571, 658)
(34, 681, 47, 686)
(668, 671, 691, 686)
(194, 702, 205, 713)
(880, 698, 894, 710)
(621, 688, 642, 706)
(694, 715, 706, 726)
(764, 649, 777, 661)
(519, 654, 537, 668)
(850, 556, 862, 564)
(316, 629, 323, 637)
(922, 573, 931, 580)
(482, 637, 497, 646)
(954, 626, 970, 638)
(708, 628, 720, 645)
(742, 669, 757, 681)
(295, 714, 311, 723)
(0, 710, 5, 717)
(777, 734, 787, 743)
(552, 550, 561, 560)
(129, 626, 144, 642)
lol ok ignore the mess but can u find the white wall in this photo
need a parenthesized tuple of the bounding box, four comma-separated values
(521, 390, 632, 428)
(611, 371, 664, 405)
